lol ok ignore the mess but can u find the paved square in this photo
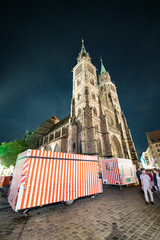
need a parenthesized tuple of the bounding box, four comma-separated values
(0, 186, 160, 240)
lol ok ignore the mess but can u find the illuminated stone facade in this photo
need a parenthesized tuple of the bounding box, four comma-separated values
(33, 41, 138, 165)
(146, 130, 160, 167)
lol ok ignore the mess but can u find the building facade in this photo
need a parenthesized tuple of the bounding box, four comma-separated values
(146, 130, 160, 168)
(140, 148, 154, 169)
(30, 41, 138, 166)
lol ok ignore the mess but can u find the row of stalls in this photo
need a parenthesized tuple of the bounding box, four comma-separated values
(0, 149, 137, 213)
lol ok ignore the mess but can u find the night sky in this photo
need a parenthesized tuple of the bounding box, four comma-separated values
(0, 0, 160, 155)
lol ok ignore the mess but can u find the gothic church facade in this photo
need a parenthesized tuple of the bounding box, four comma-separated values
(31, 41, 138, 165)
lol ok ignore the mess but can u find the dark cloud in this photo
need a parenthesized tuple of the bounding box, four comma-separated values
(0, 0, 160, 154)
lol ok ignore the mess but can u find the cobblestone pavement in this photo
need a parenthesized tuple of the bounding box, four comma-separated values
(0, 185, 160, 240)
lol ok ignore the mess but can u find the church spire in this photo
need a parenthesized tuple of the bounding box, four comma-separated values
(100, 57, 107, 74)
(80, 39, 87, 55)
(77, 39, 91, 62)
(99, 57, 111, 83)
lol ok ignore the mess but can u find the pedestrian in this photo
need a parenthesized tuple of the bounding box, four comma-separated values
(136, 167, 142, 187)
(153, 169, 160, 192)
(146, 170, 154, 186)
(140, 168, 154, 204)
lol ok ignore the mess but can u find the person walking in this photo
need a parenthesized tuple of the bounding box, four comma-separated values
(136, 167, 142, 187)
(140, 168, 154, 204)
(153, 169, 160, 192)
(146, 170, 154, 187)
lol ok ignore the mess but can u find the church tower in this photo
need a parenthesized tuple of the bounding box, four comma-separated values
(32, 40, 138, 166)
(98, 58, 138, 163)
(68, 41, 138, 164)
(68, 40, 99, 155)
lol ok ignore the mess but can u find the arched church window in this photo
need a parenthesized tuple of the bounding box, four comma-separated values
(111, 135, 123, 158)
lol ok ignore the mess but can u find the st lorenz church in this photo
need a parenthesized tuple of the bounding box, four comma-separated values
(26, 41, 138, 166)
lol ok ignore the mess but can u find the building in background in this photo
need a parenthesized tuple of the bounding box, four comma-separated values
(140, 148, 154, 169)
(146, 130, 160, 168)
(27, 41, 138, 166)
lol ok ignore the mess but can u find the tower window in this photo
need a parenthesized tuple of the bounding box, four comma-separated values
(78, 108, 81, 115)
(77, 79, 81, 87)
(95, 125, 99, 130)
(90, 79, 94, 86)
(75, 65, 82, 76)
(88, 64, 94, 75)
(78, 93, 81, 100)
(93, 107, 97, 116)
(91, 93, 96, 100)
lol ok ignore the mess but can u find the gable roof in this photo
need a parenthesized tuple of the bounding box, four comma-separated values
(32, 115, 60, 136)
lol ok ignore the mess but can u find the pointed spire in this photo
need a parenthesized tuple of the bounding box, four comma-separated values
(80, 39, 87, 54)
(100, 57, 107, 74)
(99, 57, 111, 83)
(77, 39, 90, 62)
